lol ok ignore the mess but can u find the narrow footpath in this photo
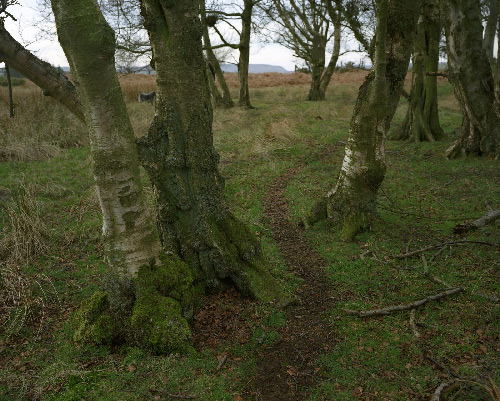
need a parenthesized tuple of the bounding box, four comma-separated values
(249, 165, 337, 400)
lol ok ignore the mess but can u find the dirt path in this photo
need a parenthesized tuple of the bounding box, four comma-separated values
(248, 165, 337, 400)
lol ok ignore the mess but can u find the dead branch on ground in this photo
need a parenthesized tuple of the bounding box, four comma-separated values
(343, 287, 465, 317)
(454, 210, 500, 234)
(394, 240, 497, 259)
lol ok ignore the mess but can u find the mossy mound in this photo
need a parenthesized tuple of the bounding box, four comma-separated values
(72, 255, 196, 354)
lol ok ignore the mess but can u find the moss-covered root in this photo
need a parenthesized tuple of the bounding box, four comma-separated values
(72, 255, 196, 354)
(213, 215, 296, 308)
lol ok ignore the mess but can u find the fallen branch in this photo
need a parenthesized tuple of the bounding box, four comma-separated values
(394, 240, 497, 259)
(409, 310, 420, 338)
(344, 287, 465, 317)
(454, 210, 500, 234)
(474, 292, 500, 303)
(217, 354, 227, 371)
(431, 382, 451, 401)
(422, 255, 452, 287)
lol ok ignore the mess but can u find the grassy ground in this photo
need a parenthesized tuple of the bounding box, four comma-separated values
(0, 72, 499, 400)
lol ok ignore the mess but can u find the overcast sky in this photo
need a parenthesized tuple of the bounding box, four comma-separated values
(2, 1, 368, 72)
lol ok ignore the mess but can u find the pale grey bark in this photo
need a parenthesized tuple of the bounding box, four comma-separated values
(308, 0, 422, 239)
(440, 0, 500, 158)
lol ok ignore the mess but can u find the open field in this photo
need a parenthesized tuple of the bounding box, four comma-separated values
(1, 71, 499, 400)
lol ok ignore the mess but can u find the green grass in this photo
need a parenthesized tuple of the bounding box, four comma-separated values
(1, 78, 499, 400)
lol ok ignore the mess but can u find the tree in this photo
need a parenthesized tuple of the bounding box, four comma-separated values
(482, 0, 499, 67)
(201, 0, 235, 109)
(206, 0, 261, 108)
(392, 0, 444, 142)
(259, 0, 342, 101)
(49, 0, 291, 352)
(307, 0, 422, 239)
(440, 0, 500, 158)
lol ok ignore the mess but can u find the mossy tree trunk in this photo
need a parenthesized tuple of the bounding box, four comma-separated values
(308, 37, 327, 101)
(138, 0, 292, 306)
(238, 0, 253, 108)
(200, 0, 234, 109)
(5, 64, 14, 118)
(0, 26, 84, 122)
(440, 0, 500, 158)
(483, 0, 499, 67)
(307, 0, 422, 239)
(393, 0, 444, 142)
(51, 0, 194, 353)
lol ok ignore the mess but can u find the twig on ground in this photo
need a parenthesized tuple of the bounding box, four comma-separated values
(421, 255, 452, 287)
(344, 287, 465, 317)
(454, 210, 500, 234)
(394, 241, 497, 259)
(217, 354, 227, 371)
(474, 292, 500, 303)
(431, 381, 452, 401)
(425, 355, 462, 379)
(409, 310, 420, 338)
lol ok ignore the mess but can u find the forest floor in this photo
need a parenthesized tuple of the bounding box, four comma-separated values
(1, 71, 499, 400)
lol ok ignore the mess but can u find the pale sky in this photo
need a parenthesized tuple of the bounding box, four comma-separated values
(2, 1, 367, 72)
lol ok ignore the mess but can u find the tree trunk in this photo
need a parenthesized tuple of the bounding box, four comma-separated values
(0, 26, 84, 122)
(318, 13, 342, 100)
(200, 0, 234, 109)
(440, 0, 500, 158)
(5, 64, 14, 118)
(393, 0, 444, 142)
(483, 0, 499, 67)
(307, 0, 422, 239)
(51, 0, 194, 353)
(308, 37, 326, 101)
(138, 0, 293, 306)
(238, 0, 253, 108)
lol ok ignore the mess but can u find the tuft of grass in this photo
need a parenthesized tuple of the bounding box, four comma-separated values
(0, 178, 51, 264)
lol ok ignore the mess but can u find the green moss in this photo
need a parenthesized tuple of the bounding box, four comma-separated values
(130, 255, 196, 353)
(72, 291, 114, 345)
(341, 211, 371, 241)
(131, 293, 192, 354)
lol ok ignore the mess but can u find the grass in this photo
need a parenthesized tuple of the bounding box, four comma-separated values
(1, 72, 499, 400)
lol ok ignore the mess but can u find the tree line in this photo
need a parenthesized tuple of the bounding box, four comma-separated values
(0, 0, 499, 353)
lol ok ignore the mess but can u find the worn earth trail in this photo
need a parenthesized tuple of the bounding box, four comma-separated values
(248, 164, 337, 400)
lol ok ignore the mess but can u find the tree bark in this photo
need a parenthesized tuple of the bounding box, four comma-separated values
(51, 0, 194, 353)
(393, 0, 444, 142)
(138, 0, 292, 306)
(307, 37, 327, 101)
(200, 0, 234, 109)
(483, 0, 499, 67)
(5, 64, 14, 118)
(440, 0, 500, 158)
(307, 0, 422, 239)
(0, 26, 84, 122)
(238, 0, 253, 108)
(318, 11, 342, 100)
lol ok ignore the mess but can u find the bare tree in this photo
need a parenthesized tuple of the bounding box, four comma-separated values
(393, 0, 444, 142)
(440, 0, 500, 158)
(206, 0, 261, 108)
(259, 0, 342, 101)
(307, 0, 422, 239)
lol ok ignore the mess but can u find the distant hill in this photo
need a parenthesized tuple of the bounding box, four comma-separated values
(56, 63, 292, 75)
(220, 64, 291, 74)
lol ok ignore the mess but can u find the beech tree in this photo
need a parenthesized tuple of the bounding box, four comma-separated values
(393, 0, 444, 142)
(483, 0, 499, 67)
(49, 0, 291, 353)
(440, 0, 500, 158)
(259, 0, 342, 101)
(307, 0, 422, 239)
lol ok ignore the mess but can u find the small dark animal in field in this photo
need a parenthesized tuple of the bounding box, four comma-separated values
(138, 91, 156, 103)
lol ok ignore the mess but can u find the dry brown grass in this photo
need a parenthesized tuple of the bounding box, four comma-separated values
(0, 178, 50, 265)
(0, 86, 86, 162)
